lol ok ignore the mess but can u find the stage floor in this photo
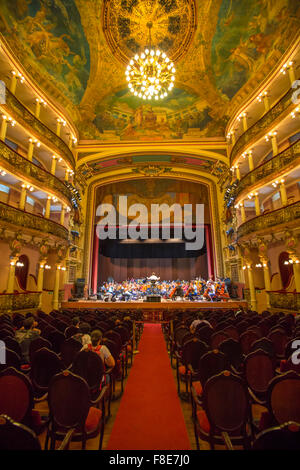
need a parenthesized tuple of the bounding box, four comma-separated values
(61, 300, 247, 311)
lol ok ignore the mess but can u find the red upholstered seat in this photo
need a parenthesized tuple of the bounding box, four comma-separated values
(196, 410, 210, 434)
(84, 407, 102, 433)
(192, 381, 203, 396)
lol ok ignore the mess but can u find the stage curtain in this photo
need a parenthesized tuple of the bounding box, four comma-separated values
(98, 254, 208, 283)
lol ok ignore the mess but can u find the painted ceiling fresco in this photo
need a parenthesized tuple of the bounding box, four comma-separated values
(0, 0, 299, 141)
(211, 0, 300, 99)
(87, 87, 227, 141)
(102, 0, 197, 63)
(0, 0, 90, 104)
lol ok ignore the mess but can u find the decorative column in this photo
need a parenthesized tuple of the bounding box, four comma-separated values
(28, 139, 35, 161)
(52, 264, 61, 309)
(7, 257, 18, 293)
(205, 225, 214, 279)
(52, 246, 67, 308)
(9, 72, 18, 94)
(231, 129, 236, 147)
(240, 201, 246, 223)
(247, 264, 257, 311)
(19, 185, 27, 210)
(37, 262, 46, 308)
(37, 262, 46, 291)
(91, 225, 99, 294)
(68, 135, 73, 150)
(260, 257, 271, 308)
(279, 179, 288, 206)
(242, 113, 248, 132)
(235, 164, 240, 180)
(271, 132, 278, 156)
(56, 119, 62, 137)
(254, 193, 261, 216)
(51, 156, 57, 175)
(60, 205, 66, 226)
(287, 63, 296, 86)
(290, 256, 300, 292)
(247, 151, 254, 172)
(1, 116, 8, 141)
(35, 99, 41, 119)
(45, 196, 51, 218)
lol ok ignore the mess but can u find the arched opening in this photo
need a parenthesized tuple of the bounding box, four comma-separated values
(278, 252, 293, 290)
(15, 254, 29, 291)
(90, 178, 216, 293)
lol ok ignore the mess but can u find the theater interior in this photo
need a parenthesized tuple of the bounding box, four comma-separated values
(0, 0, 299, 452)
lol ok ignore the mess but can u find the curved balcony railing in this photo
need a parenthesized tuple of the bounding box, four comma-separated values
(237, 200, 300, 239)
(235, 139, 300, 199)
(0, 201, 69, 240)
(269, 291, 300, 312)
(3, 89, 75, 169)
(0, 140, 73, 205)
(0, 291, 41, 311)
(231, 86, 295, 165)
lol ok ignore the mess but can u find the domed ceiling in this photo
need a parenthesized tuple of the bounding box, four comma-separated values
(0, 0, 299, 142)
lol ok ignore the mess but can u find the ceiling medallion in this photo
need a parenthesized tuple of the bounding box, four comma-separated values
(126, 22, 175, 100)
(102, 0, 197, 64)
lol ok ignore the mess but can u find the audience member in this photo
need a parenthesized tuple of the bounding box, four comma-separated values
(15, 316, 41, 363)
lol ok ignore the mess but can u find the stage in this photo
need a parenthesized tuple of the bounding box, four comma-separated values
(61, 300, 248, 321)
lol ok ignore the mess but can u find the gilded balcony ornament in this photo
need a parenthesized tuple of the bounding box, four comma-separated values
(238, 201, 300, 239)
(0, 140, 74, 205)
(235, 139, 300, 199)
(0, 292, 41, 312)
(3, 89, 75, 169)
(269, 291, 300, 311)
(0, 202, 69, 241)
(231, 87, 295, 165)
(132, 165, 173, 177)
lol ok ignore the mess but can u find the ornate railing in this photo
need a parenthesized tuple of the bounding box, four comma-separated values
(231, 86, 295, 165)
(0, 140, 73, 205)
(0, 291, 41, 312)
(269, 291, 300, 311)
(236, 139, 300, 198)
(4, 89, 75, 169)
(238, 201, 300, 239)
(0, 201, 69, 240)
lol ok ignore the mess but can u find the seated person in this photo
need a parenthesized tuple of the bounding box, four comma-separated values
(190, 315, 212, 334)
(72, 316, 80, 328)
(85, 329, 115, 370)
(72, 322, 92, 347)
(15, 316, 41, 363)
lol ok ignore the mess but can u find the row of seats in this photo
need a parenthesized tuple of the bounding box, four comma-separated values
(0, 308, 143, 450)
(164, 308, 300, 450)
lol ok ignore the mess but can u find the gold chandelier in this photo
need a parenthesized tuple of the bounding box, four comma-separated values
(125, 23, 175, 100)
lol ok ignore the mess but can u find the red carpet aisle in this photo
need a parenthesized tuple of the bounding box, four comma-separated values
(106, 323, 191, 450)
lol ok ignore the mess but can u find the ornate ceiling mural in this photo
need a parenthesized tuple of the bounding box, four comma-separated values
(211, 0, 300, 99)
(0, 0, 90, 104)
(82, 86, 227, 141)
(102, 0, 197, 63)
(0, 0, 299, 141)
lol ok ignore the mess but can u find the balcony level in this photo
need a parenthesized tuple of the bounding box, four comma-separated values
(1, 89, 75, 170)
(237, 200, 300, 240)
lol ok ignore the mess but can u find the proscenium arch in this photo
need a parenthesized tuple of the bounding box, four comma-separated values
(75, 143, 228, 167)
(80, 172, 225, 290)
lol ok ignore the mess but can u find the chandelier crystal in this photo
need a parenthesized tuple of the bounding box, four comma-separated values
(126, 48, 175, 100)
